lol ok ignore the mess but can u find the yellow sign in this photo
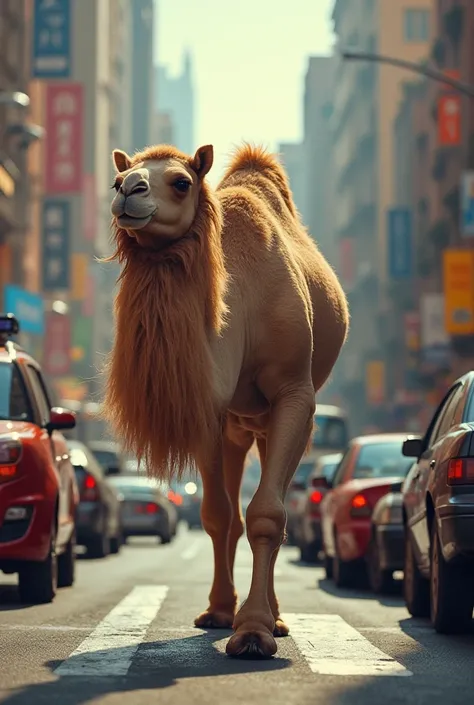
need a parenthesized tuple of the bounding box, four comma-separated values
(71, 254, 89, 300)
(443, 249, 474, 335)
(366, 361, 385, 405)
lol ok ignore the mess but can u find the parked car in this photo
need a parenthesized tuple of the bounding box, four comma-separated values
(178, 480, 203, 529)
(0, 314, 78, 604)
(321, 433, 413, 588)
(285, 458, 317, 545)
(107, 475, 178, 543)
(87, 440, 130, 475)
(402, 371, 474, 634)
(367, 477, 408, 594)
(293, 453, 343, 563)
(67, 439, 123, 558)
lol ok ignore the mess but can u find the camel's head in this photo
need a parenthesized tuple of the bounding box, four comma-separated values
(110, 144, 214, 248)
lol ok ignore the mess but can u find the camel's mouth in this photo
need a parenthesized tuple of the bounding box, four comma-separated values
(115, 211, 156, 230)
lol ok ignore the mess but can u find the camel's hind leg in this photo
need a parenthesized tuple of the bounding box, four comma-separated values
(226, 383, 315, 658)
(256, 438, 289, 638)
(194, 420, 253, 629)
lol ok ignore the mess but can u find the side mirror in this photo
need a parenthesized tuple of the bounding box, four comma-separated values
(105, 465, 121, 476)
(311, 476, 332, 490)
(402, 436, 423, 458)
(47, 407, 76, 432)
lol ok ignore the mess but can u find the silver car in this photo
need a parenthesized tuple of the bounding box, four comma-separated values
(108, 476, 178, 544)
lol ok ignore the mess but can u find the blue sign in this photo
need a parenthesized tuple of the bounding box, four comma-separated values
(32, 0, 71, 78)
(461, 171, 474, 237)
(388, 208, 413, 279)
(4, 286, 44, 335)
(41, 199, 71, 291)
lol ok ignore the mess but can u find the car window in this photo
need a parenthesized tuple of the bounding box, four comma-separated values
(0, 362, 32, 421)
(24, 365, 51, 426)
(331, 448, 352, 487)
(312, 414, 348, 451)
(91, 449, 119, 468)
(429, 384, 463, 446)
(320, 461, 340, 480)
(353, 442, 412, 479)
(294, 461, 315, 484)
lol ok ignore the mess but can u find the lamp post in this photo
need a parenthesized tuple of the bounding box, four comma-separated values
(341, 50, 474, 98)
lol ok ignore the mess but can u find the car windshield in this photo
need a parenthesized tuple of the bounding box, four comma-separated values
(91, 449, 119, 468)
(294, 461, 315, 484)
(312, 414, 348, 451)
(319, 460, 340, 480)
(354, 442, 413, 479)
(0, 362, 31, 422)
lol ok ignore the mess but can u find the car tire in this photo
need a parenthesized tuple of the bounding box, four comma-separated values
(367, 531, 395, 594)
(160, 531, 172, 544)
(403, 529, 430, 617)
(430, 519, 474, 633)
(86, 533, 110, 559)
(333, 536, 355, 588)
(300, 541, 319, 564)
(324, 552, 333, 579)
(57, 530, 76, 588)
(110, 528, 122, 555)
(18, 539, 58, 605)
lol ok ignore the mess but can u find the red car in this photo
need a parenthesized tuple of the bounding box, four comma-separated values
(0, 314, 78, 604)
(320, 433, 413, 588)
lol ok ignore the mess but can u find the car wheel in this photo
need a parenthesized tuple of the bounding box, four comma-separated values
(18, 538, 58, 605)
(324, 552, 333, 579)
(300, 541, 319, 564)
(110, 528, 122, 555)
(367, 531, 395, 595)
(160, 531, 172, 544)
(430, 519, 474, 633)
(403, 529, 430, 617)
(333, 536, 356, 588)
(86, 533, 110, 559)
(57, 530, 76, 588)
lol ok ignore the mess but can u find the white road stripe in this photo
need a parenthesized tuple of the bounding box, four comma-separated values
(54, 585, 168, 677)
(181, 540, 202, 560)
(283, 613, 412, 677)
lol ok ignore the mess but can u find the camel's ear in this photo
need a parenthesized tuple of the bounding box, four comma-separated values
(113, 149, 132, 173)
(192, 145, 213, 179)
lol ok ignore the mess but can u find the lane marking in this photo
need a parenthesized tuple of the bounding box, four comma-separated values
(181, 540, 202, 560)
(54, 585, 168, 677)
(283, 613, 412, 677)
(0, 624, 93, 632)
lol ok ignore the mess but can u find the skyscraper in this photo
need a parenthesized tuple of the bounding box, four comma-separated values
(156, 50, 195, 154)
(131, 0, 155, 152)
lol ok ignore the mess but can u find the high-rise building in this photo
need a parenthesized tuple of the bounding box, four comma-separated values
(130, 0, 155, 153)
(330, 0, 435, 432)
(277, 142, 305, 217)
(156, 50, 195, 154)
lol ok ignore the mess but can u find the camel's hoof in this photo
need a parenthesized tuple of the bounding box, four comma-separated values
(273, 618, 290, 637)
(226, 628, 277, 659)
(194, 610, 234, 629)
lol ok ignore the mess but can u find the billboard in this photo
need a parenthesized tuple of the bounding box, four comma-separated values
(443, 249, 474, 335)
(44, 82, 83, 194)
(32, 0, 71, 79)
(41, 199, 71, 291)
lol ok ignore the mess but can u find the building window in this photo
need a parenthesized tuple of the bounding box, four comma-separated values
(404, 9, 430, 42)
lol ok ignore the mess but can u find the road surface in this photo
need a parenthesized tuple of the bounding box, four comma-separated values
(0, 525, 473, 705)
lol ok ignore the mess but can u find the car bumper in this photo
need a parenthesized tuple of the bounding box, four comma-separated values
(76, 501, 104, 542)
(338, 521, 371, 562)
(375, 524, 404, 571)
(438, 504, 474, 562)
(0, 495, 55, 565)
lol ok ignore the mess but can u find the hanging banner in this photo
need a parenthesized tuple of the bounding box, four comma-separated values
(438, 94, 461, 146)
(443, 249, 474, 335)
(44, 82, 83, 194)
(41, 199, 71, 291)
(366, 361, 385, 405)
(42, 311, 71, 377)
(32, 0, 71, 78)
(387, 208, 413, 279)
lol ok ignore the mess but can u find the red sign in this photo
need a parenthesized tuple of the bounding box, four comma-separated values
(44, 83, 83, 194)
(43, 312, 71, 377)
(438, 94, 461, 146)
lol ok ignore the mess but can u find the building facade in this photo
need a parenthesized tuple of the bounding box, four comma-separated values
(277, 141, 305, 217)
(156, 50, 195, 154)
(130, 0, 155, 153)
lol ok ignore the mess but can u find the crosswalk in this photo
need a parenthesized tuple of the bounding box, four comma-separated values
(52, 584, 412, 678)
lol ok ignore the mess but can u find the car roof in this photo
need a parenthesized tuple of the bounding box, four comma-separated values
(351, 433, 411, 446)
(314, 404, 347, 418)
(0, 343, 39, 368)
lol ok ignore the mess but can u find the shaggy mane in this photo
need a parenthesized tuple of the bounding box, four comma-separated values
(219, 143, 296, 217)
(101, 171, 228, 481)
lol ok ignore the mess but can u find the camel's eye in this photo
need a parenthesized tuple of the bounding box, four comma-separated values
(173, 178, 191, 194)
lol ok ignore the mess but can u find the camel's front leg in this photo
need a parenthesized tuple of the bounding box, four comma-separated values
(226, 386, 315, 658)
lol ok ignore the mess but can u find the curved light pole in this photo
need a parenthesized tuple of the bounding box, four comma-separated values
(342, 50, 474, 98)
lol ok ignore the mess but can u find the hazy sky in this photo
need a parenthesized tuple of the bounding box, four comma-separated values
(155, 0, 335, 184)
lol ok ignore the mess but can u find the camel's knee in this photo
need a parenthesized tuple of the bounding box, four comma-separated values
(245, 498, 286, 552)
(200, 495, 232, 538)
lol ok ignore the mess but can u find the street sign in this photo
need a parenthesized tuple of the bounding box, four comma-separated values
(438, 94, 461, 146)
(32, 0, 71, 79)
(387, 208, 412, 279)
(461, 171, 474, 237)
(44, 83, 83, 194)
(41, 199, 71, 291)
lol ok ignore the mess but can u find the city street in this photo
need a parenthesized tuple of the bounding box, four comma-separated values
(1, 526, 473, 705)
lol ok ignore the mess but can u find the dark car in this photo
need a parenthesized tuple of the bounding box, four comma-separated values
(87, 440, 130, 475)
(285, 458, 317, 545)
(67, 439, 123, 558)
(402, 371, 474, 633)
(293, 452, 343, 563)
(107, 475, 178, 543)
(0, 314, 78, 604)
(367, 477, 408, 594)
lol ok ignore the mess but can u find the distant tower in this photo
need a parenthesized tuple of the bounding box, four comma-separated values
(155, 49, 195, 154)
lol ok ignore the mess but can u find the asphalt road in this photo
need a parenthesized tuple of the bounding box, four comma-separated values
(1, 525, 473, 705)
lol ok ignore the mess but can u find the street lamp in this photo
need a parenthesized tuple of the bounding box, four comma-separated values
(341, 50, 474, 98)
(0, 92, 30, 108)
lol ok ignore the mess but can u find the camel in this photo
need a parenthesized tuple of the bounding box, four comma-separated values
(103, 142, 349, 658)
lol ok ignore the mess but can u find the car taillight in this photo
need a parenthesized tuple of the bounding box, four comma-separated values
(447, 458, 474, 485)
(81, 473, 99, 501)
(168, 490, 183, 506)
(310, 490, 323, 504)
(0, 437, 22, 483)
(350, 493, 371, 517)
(135, 502, 160, 514)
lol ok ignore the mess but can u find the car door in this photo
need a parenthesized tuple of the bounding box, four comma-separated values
(321, 445, 355, 557)
(409, 383, 464, 571)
